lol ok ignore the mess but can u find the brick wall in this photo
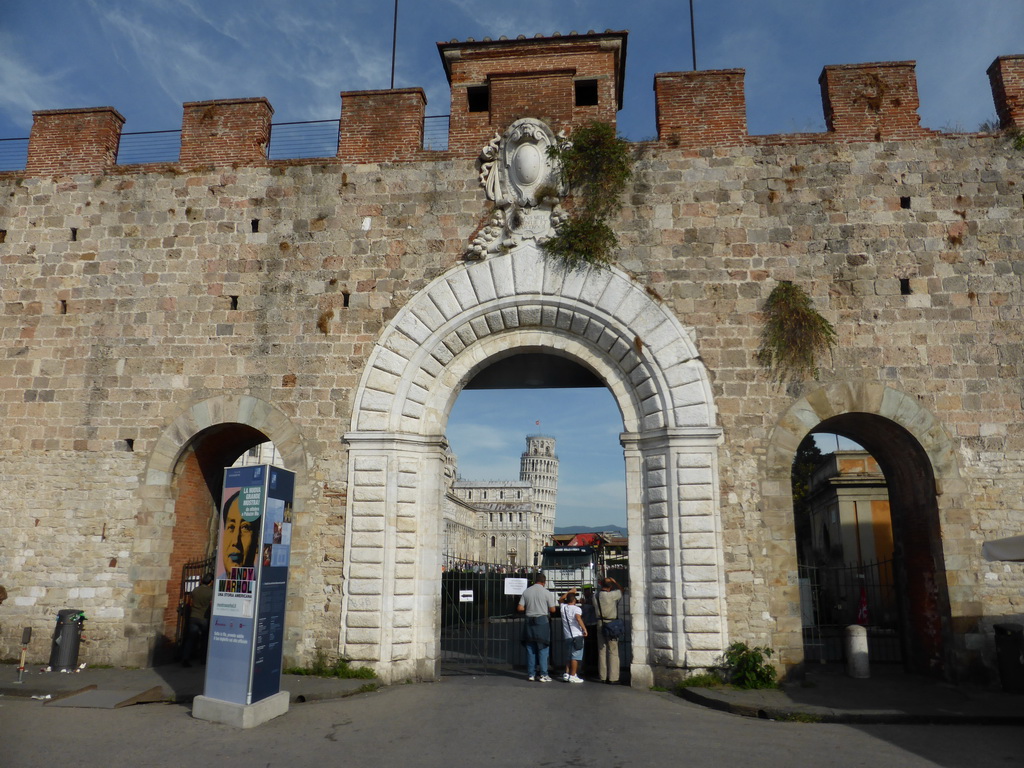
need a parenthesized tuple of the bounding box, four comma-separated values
(819, 62, 930, 141)
(654, 69, 747, 148)
(340, 89, 425, 162)
(441, 32, 625, 155)
(987, 55, 1024, 129)
(25, 107, 124, 176)
(160, 448, 216, 643)
(180, 98, 273, 167)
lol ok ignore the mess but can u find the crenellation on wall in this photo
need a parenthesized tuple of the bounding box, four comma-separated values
(180, 98, 274, 168)
(654, 69, 748, 149)
(340, 88, 426, 163)
(987, 54, 1024, 129)
(25, 107, 125, 177)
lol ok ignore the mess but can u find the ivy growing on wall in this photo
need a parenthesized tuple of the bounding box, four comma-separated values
(543, 121, 633, 271)
(756, 282, 837, 384)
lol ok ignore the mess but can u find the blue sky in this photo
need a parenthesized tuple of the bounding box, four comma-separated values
(0, 1, 1003, 527)
(2, 0, 1022, 140)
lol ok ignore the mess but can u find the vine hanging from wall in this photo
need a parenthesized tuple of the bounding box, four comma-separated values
(756, 281, 837, 384)
(542, 121, 634, 271)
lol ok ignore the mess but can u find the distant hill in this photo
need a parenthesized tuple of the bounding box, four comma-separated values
(555, 524, 626, 536)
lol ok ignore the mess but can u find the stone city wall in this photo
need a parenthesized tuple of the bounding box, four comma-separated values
(0, 35, 1022, 679)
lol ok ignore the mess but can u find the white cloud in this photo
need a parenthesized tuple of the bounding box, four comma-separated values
(0, 40, 76, 131)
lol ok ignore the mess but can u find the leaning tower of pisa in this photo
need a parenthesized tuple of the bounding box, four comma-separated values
(519, 434, 559, 538)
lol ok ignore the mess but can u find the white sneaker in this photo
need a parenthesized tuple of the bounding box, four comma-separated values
(539, 675, 552, 682)
(568, 675, 584, 684)
(562, 672, 570, 682)
(527, 675, 535, 682)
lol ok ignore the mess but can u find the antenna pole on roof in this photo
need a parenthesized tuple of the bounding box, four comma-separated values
(390, 0, 399, 89)
(689, 0, 697, 70)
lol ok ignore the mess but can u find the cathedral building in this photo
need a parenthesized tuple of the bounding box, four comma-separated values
(443, 435, 558, 566)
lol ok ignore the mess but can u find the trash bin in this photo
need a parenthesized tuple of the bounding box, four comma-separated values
(49, 609, 86, 671)
(993, 622, 1024, 694)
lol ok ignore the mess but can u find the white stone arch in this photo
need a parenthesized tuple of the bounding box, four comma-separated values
(343, 244, 725, 685)
(125, 395, 310, 666)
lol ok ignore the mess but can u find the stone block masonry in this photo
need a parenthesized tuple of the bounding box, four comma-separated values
(0, 31, 1022, 687)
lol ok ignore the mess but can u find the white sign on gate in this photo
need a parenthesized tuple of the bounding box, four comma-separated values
(459, 590, 474, 603)
(504, 578, 528, 596)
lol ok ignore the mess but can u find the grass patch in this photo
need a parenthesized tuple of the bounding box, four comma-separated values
(776, 712, 823, 723)
(676, 671, 724, 689)
(284, 650, 376, 680)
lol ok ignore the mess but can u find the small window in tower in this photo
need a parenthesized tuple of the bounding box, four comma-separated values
(575, 79, 599, 107)
(900, 196, 911, 210)
(900, 278, 912, 295)
(491, 536, 496, 548)
(467, 85, 489, 113)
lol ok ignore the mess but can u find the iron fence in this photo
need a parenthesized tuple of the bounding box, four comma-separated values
(800, 557, 902, 664)
(441, 558, 533, 675)
(175, 554, 215, 648)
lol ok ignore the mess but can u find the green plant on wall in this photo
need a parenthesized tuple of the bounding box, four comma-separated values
(543, 121, 633, 271)
(756, 281, 836, 384)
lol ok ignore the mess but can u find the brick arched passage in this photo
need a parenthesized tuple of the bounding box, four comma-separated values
(764, 383, 965, 677)
(126, 395, 309, 667)
(343, 243, 724, 686)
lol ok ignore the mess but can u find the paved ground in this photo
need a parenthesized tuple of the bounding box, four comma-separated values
(1, 668, 1022, 768)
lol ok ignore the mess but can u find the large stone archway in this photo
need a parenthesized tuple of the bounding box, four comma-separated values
(764, 383, 966, 675)
(342, 244, 724, 685)
(126, 395, 310, 667)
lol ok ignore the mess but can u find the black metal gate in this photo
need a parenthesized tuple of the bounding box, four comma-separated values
(441, 558, 565, 675)
(175, 555, 214, 648)
(800, 557, 903, 664)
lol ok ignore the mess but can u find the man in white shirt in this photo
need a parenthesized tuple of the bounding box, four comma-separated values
(517, 574, 557, 681)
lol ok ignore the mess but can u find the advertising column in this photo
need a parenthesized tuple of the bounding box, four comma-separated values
(204, 464, 295, 706)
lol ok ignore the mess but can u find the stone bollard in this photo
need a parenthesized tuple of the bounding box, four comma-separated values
(845, 625, 870, 678)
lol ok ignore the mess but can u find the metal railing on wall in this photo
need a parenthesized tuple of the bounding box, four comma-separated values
(0, 137, 29, 172)
(0, 114, 452, 172)
(423, 114, 449, 151)
(267, 119, 339, 160)
(117, 129, 181, 165)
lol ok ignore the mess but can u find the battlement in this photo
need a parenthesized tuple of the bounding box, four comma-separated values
(5, 34, 1024, 176)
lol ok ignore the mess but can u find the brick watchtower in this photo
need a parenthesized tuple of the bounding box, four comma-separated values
(438, 30, 627, 156)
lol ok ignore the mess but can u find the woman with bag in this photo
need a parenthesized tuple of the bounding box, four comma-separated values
(559, 590, 587, 683)
(595, 577, 625, 684)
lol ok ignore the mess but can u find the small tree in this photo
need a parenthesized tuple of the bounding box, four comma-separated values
(543, 121, 634, 271)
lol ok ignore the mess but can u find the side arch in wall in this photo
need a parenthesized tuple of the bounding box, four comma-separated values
(342, 243, 725, 685)
(764, 383, 965, 676)
(125, 394, 310, 667)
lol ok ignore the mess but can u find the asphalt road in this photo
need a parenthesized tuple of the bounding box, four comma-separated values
(1, 673, 1019, 768)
